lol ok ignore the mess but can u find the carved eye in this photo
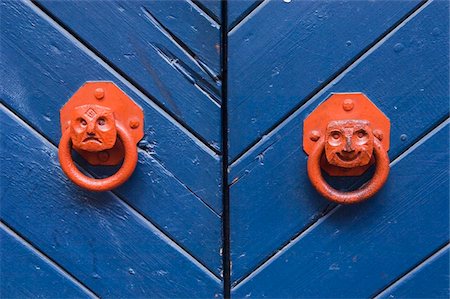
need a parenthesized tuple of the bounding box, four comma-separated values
(355, 130, 369, 144)
(328, 131, 342, 146)
(97, 118, 106, 126)
(79, 118, 87, 126)
(356, 130, 367, 138)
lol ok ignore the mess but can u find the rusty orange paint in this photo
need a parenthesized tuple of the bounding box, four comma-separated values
(60, 82, 144, 165)
(58, 82, 143, 191)
(303, 93, 390, 204)
(304, 93, 390, 176)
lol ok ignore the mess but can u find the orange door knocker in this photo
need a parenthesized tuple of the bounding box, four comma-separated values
(58, 82, 143, 191)
(303, 93, 390, 204)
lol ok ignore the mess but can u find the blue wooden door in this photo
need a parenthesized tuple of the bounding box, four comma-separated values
(227, 0, 449, 298)
(1, 0, 449, 298)
(1, 0, 223, 297)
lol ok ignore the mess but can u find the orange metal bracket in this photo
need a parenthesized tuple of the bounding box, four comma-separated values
(303, 93, 390, 204)
(58, 82, 143, 191)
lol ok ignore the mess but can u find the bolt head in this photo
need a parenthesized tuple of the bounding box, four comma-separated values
(94, 88, 105, 99)
(97, 150, 110, 162)
(310, 130, 321, 141)
(342, 99, 354, 111)
(373, 129, 383, 140)
(129, 119, 140, 129)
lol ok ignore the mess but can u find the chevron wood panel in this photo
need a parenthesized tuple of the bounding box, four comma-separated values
(227, 0, 422, 161)
(39, 0, 222, 150)
(1, 0, 223, 297)
(228, 0, 449, 295)
(1, 0, 449, 297)
(0, 104, 222, 298)
(232, 122, 449, 297)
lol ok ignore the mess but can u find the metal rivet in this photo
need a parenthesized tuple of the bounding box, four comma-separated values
(343, 99, 354, 111)
(97, 150, 110, 162)
(129, 119, 140, 129)
(373, 129, 383, 141)
(310, 130, 320, 141)
(94, 88, 105, 100)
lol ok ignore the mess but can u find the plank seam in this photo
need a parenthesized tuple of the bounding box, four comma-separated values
(220, 0, 231, 297)
(141, 6, 221, 84)
(228, 0, 267, 35)
(187, 0, 221, 27)
(373, 242, 450, 298)
(231, 116, 449, 289)
(138, 149, 222, 217)
(0, 221, 99, 299)
(148, 42, 221, 106)
(229, 0, 429, 165)
(191, 0, 221, 25)
(0, 102, 221, 281)
(30, 0, 221, 156)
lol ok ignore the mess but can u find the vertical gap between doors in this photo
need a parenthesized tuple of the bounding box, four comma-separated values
(220, 0, 231, 298)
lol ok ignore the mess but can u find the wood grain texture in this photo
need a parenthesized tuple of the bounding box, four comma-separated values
(377, 245, 450, 299)
(0, 0, 222, 275)
(38, 0, 222, 150)
(229, 0, 449, 282)
(232, 121, 449, 298)
(227, 0, 422, 161)
(0, 224, 93, 298)
(0, 105, 222, 298)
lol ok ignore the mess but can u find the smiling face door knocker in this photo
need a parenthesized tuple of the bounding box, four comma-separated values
(303, 93, 390, 204)
(59, 82, 144, 192)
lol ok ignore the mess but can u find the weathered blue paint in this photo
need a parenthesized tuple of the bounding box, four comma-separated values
(1, 0, 449, 297)
(141, 0, 221, 77)
(232, 121, 449, 298)
(0, 0, 222, 276)
(228, 0, 423, 161)
(0, 224, 92, 298)
(38, 0, 222, 150)
(0, 105, 222, 298)
(229, 0, 449, 284)
(377, 245, 450, 299)
(197, 0, 221, 22)
(227, 0, 260, 29)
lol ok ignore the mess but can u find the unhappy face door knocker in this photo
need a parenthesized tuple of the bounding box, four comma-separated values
(58, 82, 144, 191)
(303, 93, 390, 204)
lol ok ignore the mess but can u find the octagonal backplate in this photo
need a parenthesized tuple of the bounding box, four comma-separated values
(303, 93, 390, 176)
(60, 82, 144, 166)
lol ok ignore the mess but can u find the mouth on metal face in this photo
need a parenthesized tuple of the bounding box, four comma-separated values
(336, 151, 361, 162)
(83, 136, 102, 144)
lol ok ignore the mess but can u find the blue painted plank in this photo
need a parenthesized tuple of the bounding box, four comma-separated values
(0, 224, 93, 299)
(377, 245, 450, 299)
(229, 0, 449, 282)
(228, 0, 261, 29)
(136, 0, 221, 78)
(232, 121, 449, 298)
(0, 105, 222, 298)
(228, 0, 422, 161)
(0, 0, 222, 274)
(38, 0, 222, 149)
(197, 0, 221, 22)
